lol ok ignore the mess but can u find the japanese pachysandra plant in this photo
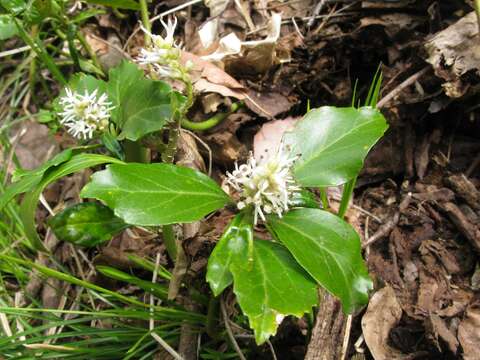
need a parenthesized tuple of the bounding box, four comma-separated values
(0, 13, 388, 346)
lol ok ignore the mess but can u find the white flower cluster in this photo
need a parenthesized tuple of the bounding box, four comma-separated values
(226, 149, 301, 224)
(58, 88, 113, 140)
(137, 17, 184, 79)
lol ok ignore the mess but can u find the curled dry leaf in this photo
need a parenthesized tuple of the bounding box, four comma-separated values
(180, 51, 246, 100)
(202, 13, 283, 74)
(181, 51, 275, 117)
(361, 286, 406, 360)
(425, 11, 480, 98)
(198, 18, 219, 50)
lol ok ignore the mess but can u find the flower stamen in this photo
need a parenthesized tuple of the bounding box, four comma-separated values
(58, 88, 114, 140)
(226, 148, 300, 224)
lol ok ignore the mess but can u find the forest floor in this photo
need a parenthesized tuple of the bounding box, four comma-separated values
(1, 1, 480, 359)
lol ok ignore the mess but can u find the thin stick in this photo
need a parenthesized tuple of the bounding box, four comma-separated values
(291, 17, 305, 39)
(0, 312, 12, 337)
(149, 253, 161, 331)
(87, 33, 133, 60)
(0, 45, 32, 58)
(151, 332, 185, 360)
(266, 339, 278, 360)
(362, 193, 411, 248)
(39, 194, 55, 216)
(377, 67, 430, 109)
(331, 193, 382, 223)
(151, 0, 202, 22)
(340, 314, 353, 360)
(220, 297, 246, 360)
(308, 0, 327, 26)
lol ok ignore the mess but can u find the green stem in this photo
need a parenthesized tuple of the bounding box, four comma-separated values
(123, 140, 150, 163)
(161, 118, 180, 261)
(338, 177, 356, 219)
(139, 0, 151, 45)
(181, 102, 242, 131)
(206, 296, 220, 339)
(319, 188, 329, 210)
(66, 23, 81, 71)
(76, 30, 103, 74)
(161, 121, 181, 164)
(162, 224, 177, 261)
(112, 7, 128, 19)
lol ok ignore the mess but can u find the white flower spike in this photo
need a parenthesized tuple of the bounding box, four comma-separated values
(226, 148, 301, 224)
(136, 17, 183, 79)
(58, 88, 113, 140)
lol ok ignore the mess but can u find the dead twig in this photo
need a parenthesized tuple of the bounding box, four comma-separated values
(220, 296, 246, 360)
(340, 314, 353, 360)
(362, 193, 411, 248)
(377, 67, 430, 109)
(151, 332, 185, 360)
(441, 202, 480, 253)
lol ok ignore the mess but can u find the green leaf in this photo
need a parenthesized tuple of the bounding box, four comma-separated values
(67, 72, 107, 96)
(0, 146, 100, 211)
(12, 148, 74, 182)
(107, 61, 183, 141)
(0, 0, 26, 14)
(285, 106, 388, 187)
(81, 163, 230, 226)
(37, 109, 54, 123)
(101, 132, 124, 160)
(207, 213, 253, 296)
(267, 208, 372, 313)
(85, 0, 140, 10)
(289, 189, 319, 209)
(0, 254, 153, 308)
(48, 202, 127, 247)
(20, 154, 124, 250)
(72, 8, 106, 23)
(0, 14, 17, 40)
(230, 239, 317, 344)
(0, 148, 75, 211)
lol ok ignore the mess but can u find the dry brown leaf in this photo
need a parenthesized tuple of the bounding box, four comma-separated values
(181, 51, 276, 117)
(244, 90, 294, 118)
(427, 314, 459, 354)
(204, 0, 230, 17)
(360, 14, 423, 37)
(202, 12, 283, 74)
(425, 11, 480, 98)
(253, 117, 297, 161)
(361, 286, 407, 360)
(181, 51, 246, 100)
(11, 121, 58, 172)
(458, 303, 480, 360)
